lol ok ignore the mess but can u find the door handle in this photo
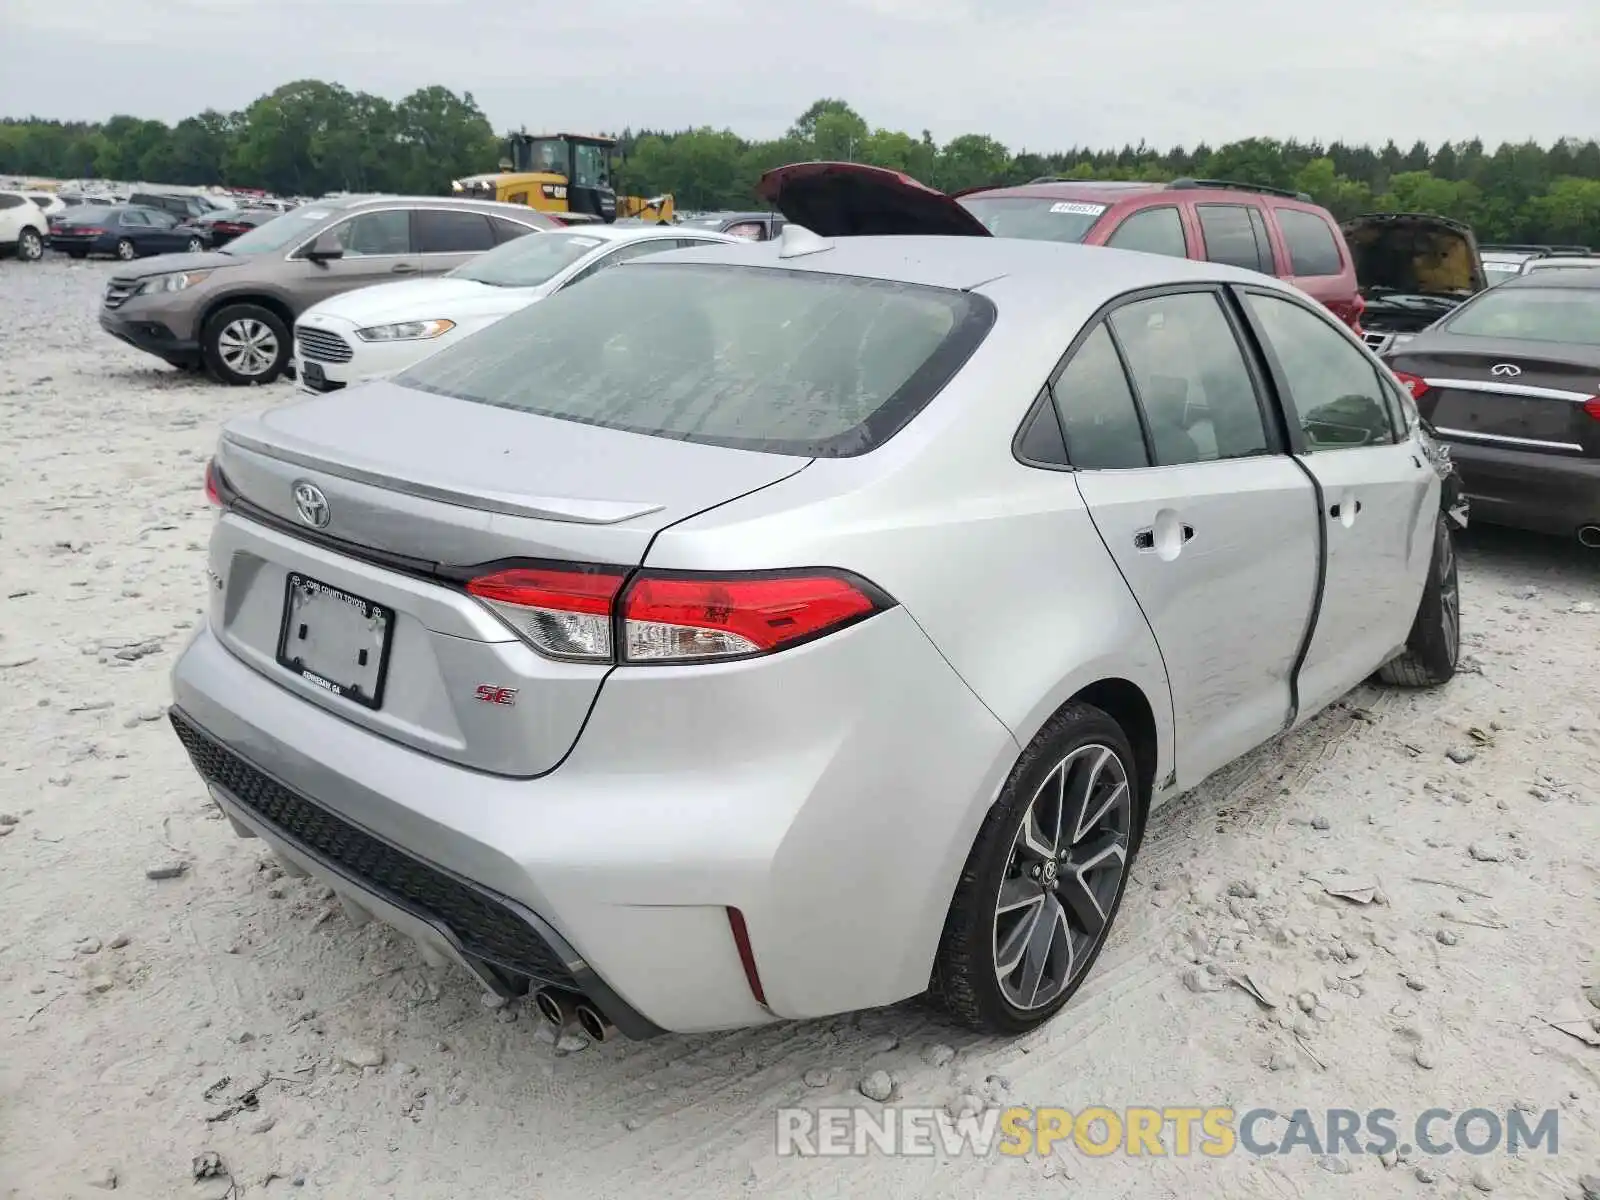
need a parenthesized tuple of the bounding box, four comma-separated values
(1134, 524, 1195, 552)
(1328, 500, 1363, 519)
(390, 263, 419, 274)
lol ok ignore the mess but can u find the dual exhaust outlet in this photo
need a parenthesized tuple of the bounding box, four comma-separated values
(1578, 525, 1600, 549)
(533, 986, 615, 1042)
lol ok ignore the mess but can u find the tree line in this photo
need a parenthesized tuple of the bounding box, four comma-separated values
(4, 86, 1599, 244)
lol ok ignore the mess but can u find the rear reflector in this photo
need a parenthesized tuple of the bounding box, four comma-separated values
(726, 907, 768, 1007)
(1392, 371, 1430, 400)
(204, 458, 223, 506)
(466, 566, 626, 662)
(464, 565, 890, 665)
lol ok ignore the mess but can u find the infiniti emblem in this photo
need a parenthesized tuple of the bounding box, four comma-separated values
(1490, 363, 1521, 378)
(292, 481, 330, 528)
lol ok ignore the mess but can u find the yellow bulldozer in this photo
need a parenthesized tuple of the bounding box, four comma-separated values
(451, 132, 674, 224)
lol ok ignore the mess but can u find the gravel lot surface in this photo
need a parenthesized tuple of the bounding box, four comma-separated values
(2, 256, 1598, 1199)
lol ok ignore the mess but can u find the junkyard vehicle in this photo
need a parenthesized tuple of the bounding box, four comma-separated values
(1517, 254, 1600, 278)
(171, 228, 1464, 1041)
(452, 132, 674, 224)
(760, 163, 1368, 334)
(176, 207, 280, 249)
(97, 195, 556, 386)
(1340, 213, 1487, 354)
(290, 225, 737, 392)
(46, 204, 203, 260)
(0, 191, 47, 261)
(678, 211, 786, 240)
(1385, 271, 1599, 542)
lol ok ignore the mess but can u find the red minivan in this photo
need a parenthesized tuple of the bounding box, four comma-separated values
(757, 163, 1366, 334)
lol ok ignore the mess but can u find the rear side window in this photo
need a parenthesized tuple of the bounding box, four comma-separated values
(1243, 291, 1396, 449)
(1198, 205, 1271, 273)
(120, 210, 150, 226)
(416, 209, 496, 253)
(332, 210, 413, 256)
(0, 194, 22, 210)
(1050, 325, 1149, 468)
(397, 263, 995, 458)
(490, 216, 535, 244)
(1109, 291, 1269, 465)
(1104, 207, 1187, 258)
(1275, 209, 1344, 276)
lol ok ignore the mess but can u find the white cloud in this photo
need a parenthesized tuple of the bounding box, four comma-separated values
(1, 0, 1596, 150)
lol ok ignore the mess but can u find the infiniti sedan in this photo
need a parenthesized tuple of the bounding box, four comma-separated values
(170, 231, 1463, 1041)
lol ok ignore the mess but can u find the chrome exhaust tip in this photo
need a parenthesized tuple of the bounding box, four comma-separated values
(533, 987, 576, 1029)
(1577, 525, 1600, 549)
(574, 1001, 616, 1043)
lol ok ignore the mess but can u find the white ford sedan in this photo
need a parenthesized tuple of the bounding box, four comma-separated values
(289, 224, 739, 392)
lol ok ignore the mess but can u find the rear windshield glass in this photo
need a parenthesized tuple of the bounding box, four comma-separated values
(1443, 287, 1600, 345)
(449, 230, 603, 287)
(958, 196, 1108, 243)
(397, 262, 995, 457)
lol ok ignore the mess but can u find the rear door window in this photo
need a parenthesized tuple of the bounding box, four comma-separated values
(119, 209, 150, 226)
(490, 216, 536, 244)
(1242, 290, 1397, 449)
(1198, 204, 1271, 273)
(416, 209, 496, 253)
(396, 262, 996, 457)
(1049, 325, 1150, 468)
(1275, 209, 1345, 276)
(1104, 207, 1188, 258)
(1109, 290, 1271, 464)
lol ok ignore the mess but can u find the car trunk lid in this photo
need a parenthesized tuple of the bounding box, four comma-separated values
(209, 382, 809, 776)
(757, 161, 993, 238)
(1388, 339, 1600, 458)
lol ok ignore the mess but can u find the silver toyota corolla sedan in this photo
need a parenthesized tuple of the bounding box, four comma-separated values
(170, 227, 1464, 1041)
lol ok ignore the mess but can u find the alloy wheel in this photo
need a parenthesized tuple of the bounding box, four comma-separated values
(993, 743, 1132, 1010)
(116, 240, 136, 260)
(187, 237, 204, 252)
(19, 229, 43, 261)
(217, 319, 280, 378)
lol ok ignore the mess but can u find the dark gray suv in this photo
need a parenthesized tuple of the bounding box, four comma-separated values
(98, 195, 557, 385)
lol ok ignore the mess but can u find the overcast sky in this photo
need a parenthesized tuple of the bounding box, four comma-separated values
(3, 0, 1597, 151)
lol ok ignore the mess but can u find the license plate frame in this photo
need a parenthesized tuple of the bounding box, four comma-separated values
(275, 572, 395, 710)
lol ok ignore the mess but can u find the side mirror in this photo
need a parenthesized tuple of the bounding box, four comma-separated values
(305, 231, 344, 263)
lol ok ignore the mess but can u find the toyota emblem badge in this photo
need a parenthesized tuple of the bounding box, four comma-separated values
(292, 481, 331, 528)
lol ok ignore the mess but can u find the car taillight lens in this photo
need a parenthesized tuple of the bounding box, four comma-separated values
(204, 458, 223, 506)
(77, 227, 105, 236)
(464, 565, 890, 664)
(466, 566, 627, 662)
(622, 572, 881, 662)
(1392, 371, 1430, 400)
(1584, 396, 1600, 420)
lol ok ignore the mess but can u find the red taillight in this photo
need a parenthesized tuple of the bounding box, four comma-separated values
(204, 458, 223, 506)
(622, 572, 880, 662)
(1584, 396, 1600, 420)
(76, 227, 105, 236)
(216, 222, 245, 233)
(465, 566, 626, 662)
(1392, 371, 1430, 400)
(463, 565, 889, 664)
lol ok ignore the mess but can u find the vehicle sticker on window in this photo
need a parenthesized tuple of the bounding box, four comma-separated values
(567, 237, 602, 248)
(1049, 202, 1107, 216)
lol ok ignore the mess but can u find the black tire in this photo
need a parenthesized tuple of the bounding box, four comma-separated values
(115, 238, 137, 261)
(933, 701, 1141, 1035)
(1379, 514, 1459, 687)
(201, 303, 290, 386)
(16, 227, 43, 262)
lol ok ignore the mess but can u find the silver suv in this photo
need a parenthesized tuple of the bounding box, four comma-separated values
(98, 195, 556, 385)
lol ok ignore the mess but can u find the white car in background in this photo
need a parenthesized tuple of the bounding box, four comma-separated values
(0, 191, 48, 261)
(291, 225, 740, 392)
(1518, 254, 1600, 277)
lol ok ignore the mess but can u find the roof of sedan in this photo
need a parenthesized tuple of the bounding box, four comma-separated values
(645, 232, 1292, 298)
(553, 224, 736, 244)
(1498, 271, 1600, 290)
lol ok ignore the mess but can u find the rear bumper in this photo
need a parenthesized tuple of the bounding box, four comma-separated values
(169, 605, 1018, 1035)
(1442, 439, 1600, 537)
